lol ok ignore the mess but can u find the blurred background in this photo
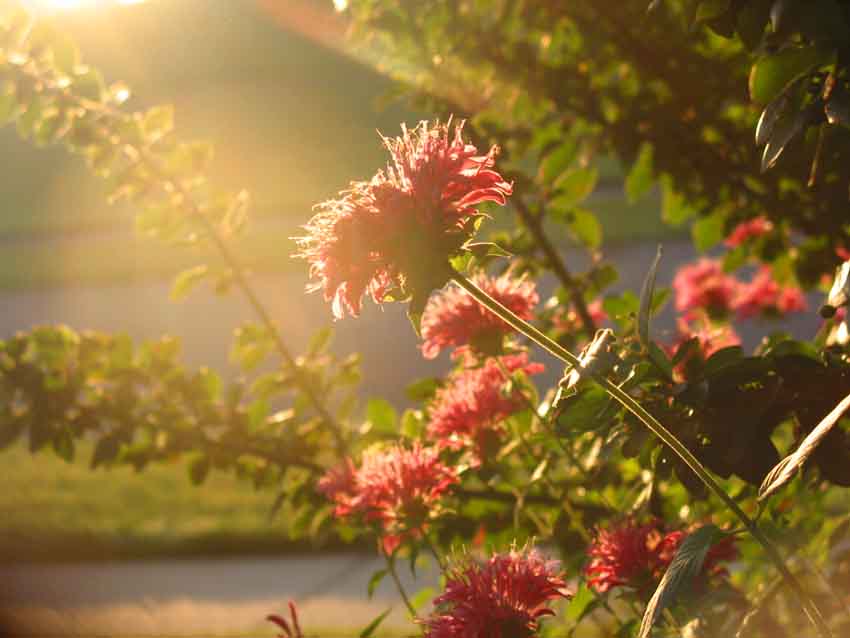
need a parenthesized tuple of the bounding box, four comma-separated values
(0, 1, 822, 635)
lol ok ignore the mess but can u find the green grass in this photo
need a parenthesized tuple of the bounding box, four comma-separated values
(0, 439, 326, 562)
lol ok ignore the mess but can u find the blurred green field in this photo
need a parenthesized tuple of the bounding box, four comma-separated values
(0, 439, 309, 562)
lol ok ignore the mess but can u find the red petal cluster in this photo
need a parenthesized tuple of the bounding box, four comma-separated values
(585, 519, 737, 594)
(427, 353, 543, 462)
(317, 443, 458, 553)
(422, 547, 568, 638)
(733, 266, 807, 319)
(672, 315, 741, 359)
(673, 259, 738, 318)
(673, 259, 807, 321)
(420, 273, 538, 359)
(724, 216, 773, 248)
(296, 120, 513, 319)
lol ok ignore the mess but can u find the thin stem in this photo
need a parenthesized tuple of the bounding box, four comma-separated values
(384, 551, 419, 621)
(512, 197, 597, 335)
(451, 269, 833, 638)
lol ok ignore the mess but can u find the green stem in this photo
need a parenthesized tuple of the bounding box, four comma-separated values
(383, 551, 419, 622)
(451, 270, 833, 638)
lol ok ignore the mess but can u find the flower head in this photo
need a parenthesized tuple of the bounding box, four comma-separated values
(423, 547, 568, 638)
(427, 353, 543, 462)
(673, 259, 739, 319)
(585, 519, 737, 594)
(585, 519, 667, 593)
(733, 267, 807, 319)
(297, 120, 513, 319)
(420, 273, 538, 359)
(671, 315, 741, 360)
(724, 216, 773, 248)
(317, 443, 458, 553)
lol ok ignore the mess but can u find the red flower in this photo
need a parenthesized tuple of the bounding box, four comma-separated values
(585, 520, 737, 594)
(317, 443, 458, 553)
(422, 547, 568, 638)
(585, 519, 667, 593)
(673, 259, 739, 319)
(724, 216, 773, 248)
(267, 601, 303, 638)
(427, 353, 543, 462)
(296, 120, 513, 319)
(733, 267, 807, 320)
(420, 273, 538, 359)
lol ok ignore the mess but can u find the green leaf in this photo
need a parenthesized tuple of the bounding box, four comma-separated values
(660, 176, 695, 226)
(554, 166, 598, 205)
(406, 377, 441, 402)
(366, 398, 397, 435)
(565, 584, 598, 622)
(170, 265, 209, 300)
(748, 46, 832, 105)
(367, 569, 388, 599)
(52, 428, 75, 462)
(625, 142, 654, 204)
(539, 141, 577, 183)
(248, 398, 270, 430)
(759, 390, 850, 501)
(308, 327, 334, 356)
(568, 208, 603, 249)
(359, 609, 392, 638)
(639, 525, 722, 638)
(410, 586, 436, 610)
(400, 409, 424, 439)
(691, 214, 724, 252)
(638, 245, 663, 347)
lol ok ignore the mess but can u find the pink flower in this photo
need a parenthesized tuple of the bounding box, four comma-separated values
(724, 216, 773, 248)
(733, 267, 807, 319)
(585, 519, 667, 593)
(296, 120, 513, 319)
(427, 353, 543, 462)
(420, 273, 538, 359)
(673, 259, 739, 318)
(552, 299, 607, 334)
(317, 443, 458, 553)
(422, 547, 568, 638)
(585, 519, 737, 594)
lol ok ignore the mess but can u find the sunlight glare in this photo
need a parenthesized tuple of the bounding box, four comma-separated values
(21, 0, 147, 12)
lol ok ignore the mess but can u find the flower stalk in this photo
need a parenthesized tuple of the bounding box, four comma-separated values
(450, 269, 833, 638)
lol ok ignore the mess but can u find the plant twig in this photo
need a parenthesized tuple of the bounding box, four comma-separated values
(512, 197, 597, 335)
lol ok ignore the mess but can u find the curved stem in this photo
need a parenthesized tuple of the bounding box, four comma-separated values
(451, 270, 833, 638)
(383, 550, 419, 622)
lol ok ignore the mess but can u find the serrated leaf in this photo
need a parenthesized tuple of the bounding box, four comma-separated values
(691, 214, 724, 252)
(170, 265, 209, 300)
(465, 241, 513, 259)
(625, 142, 654, 204)
(759, 391, 850, 501)
(755, 92, 791, 147)
(638, 245, 663, 347)
(639, 525, 721, 638)
(359, 608, 392, 638)
(760, 107, 812, 172)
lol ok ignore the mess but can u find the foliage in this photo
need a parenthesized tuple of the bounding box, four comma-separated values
(3, 1, 850, 637)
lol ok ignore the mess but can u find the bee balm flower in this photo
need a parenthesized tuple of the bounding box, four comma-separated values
(422, 547, 568, 638)
(420, 273, 538, 359)
(297, 120, 513, 319)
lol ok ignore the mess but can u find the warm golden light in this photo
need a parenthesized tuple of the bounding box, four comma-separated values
(20, 0, 146, 12)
